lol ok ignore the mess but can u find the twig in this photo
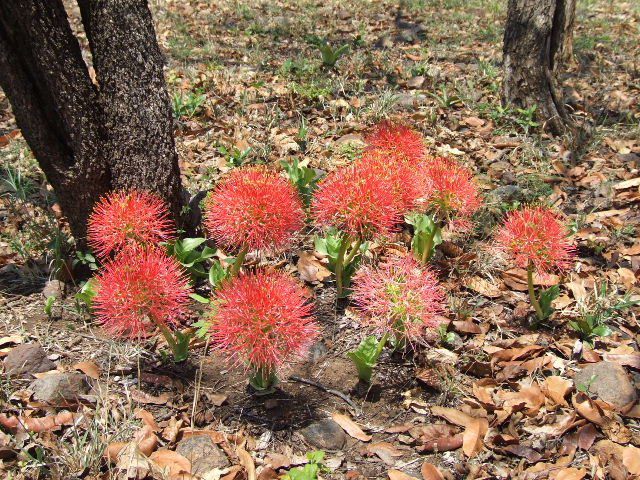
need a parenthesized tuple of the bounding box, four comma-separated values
(288, 375, 360, 415)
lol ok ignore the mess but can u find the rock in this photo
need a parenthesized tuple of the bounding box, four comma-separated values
(4, 343, 56, 377)
(308, 341, 328, 364)
(407, 76, 425, 89)
(574, 362, 637, 412)
(42, 279, 64, 299)
(300, 419, 347, 450)
(176, 435, 229, 475)
(488, 185, 525, 204)
(29, 373, 91, 405)
(396, 93, 428, 109)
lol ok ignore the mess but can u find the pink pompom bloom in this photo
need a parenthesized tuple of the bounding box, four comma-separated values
(204, 166, 304, 252)
(87, 190, 175, 259)
(365, 121, 426, 165)
(355, 151, 423, 214)
(495, 206, 575, 274)
(312, 162, 401, 240)
(352, 255, 446, 343)
(209, 270, 319, 373)
(93, 247, 191, 338)
(421, 157, 481, 229)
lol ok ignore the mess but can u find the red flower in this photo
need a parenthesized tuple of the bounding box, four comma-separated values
(365, 121, 426, 165)
(209, 270, 319, 373)
(495, 206, 575, 274)
(355, 151, 423, 213)
(312, 162, 401, 239)
(421, 157, 481, 229)
(93, 247, 191, 338)
(352, 255, 446, 343)
(204, 167, 304, 252)
(87, 190, 175, 259)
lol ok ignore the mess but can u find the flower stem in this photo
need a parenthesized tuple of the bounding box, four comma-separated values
(153, 319, 179, 357)
(344, 238, 363, 266)
(334, 236, 351, 297)
(376, 332, 389, 357)
(527, 262, 544, 321)
(420, 226, 437, 264)
(229, 244, 249, 278)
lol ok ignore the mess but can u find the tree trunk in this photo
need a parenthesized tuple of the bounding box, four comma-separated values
(0, 0, 182, 242)
(502, 0, 576, 135)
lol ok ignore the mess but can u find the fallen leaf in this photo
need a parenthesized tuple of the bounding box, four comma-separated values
(462, 417, 487, 457)
(502, 444, 542, 463)
(553, 468, 586, 480)
(463, 275, 501, 298)
(430, 406, 474, 428)
(623, 445, 640, 475)
(577, 423, 598, 450)
(572, 392, 605, 425)
(542, 376, 573, 406)
(388, 470, 419, 480)
(150, 449, 191, 476)
(236, 446, 256, 480)
(421, 463, 444, 480)
(72, 360, 101, 379)
(135, 408, 159, 432)
(366, 442, 404, 465)
(614, 177, 640, 190)
(0, 411, 80, 433)
(131, 388, 171, 405)
(332, 413, 372, 442)
(297, 251, 331, 283)
(412, 424, 463, 453)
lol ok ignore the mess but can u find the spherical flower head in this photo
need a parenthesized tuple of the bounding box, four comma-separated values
(355, 151, 423, 214)
(421, 157, 481, 229)
(495, 206, 575, 274)
(312, 162, 401, 240)
(93, 247, 191, 338)
(204, 166, 305, 253)
(365, 121, 426, 165)
(352, 255, 446, 343)
(209, 270, 319, 374)
(87, 190, 175, 259)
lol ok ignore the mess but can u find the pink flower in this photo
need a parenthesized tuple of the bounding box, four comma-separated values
(495, 206, 575, 274)
(365, 121, 426, 165)
(87, 191, 175, 259)
(352, 255, 446, 343)
(312, 162, 401, 239)
(420, 157, 481, 229)
(93, 247, 191, 338)
(204, 167, 304, 252)
(209, 270, 319, 373)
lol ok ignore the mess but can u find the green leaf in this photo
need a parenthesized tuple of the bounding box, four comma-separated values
(591, 325, 612, 338)
(44, 296, 56, 317)
(347, 335, 384, 383)
(539, 284, 560, 319)
(190, 293, 210, 304)
(208, 261, 229, 289)
(193, 318, 211, 339)
(75, 277, 99, 310)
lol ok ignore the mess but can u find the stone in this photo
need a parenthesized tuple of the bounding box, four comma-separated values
(4, 343, 56, 377)
(574, 362, 637, 412)
(29, 373, 91, 405)
(488, 185, 524, 204)
(42, 279, 64, 299)
(300, 419, 347, 450)
(396, 93, 428, 109)
(176, 435, 229, 475)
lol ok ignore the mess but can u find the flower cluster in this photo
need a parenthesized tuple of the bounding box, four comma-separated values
(93, 247, 191, 338)
(87, 190, 175, 259)
(365, 121, 426, 165)
(352, 255, 446, 343)
(209, 270, 319, 381)
(312, 161, 401, 240)
(204, 166, 304, 253)
(495, 206, 575, 274)
(420, 157, 482, 229)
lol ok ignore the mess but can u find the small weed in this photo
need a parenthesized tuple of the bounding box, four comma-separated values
(218, 145, 252, 168)
(317, 41, 349, 68)
(429, 84, 463, 108)
(2, 166, 35, 202)
(172, 90, 206, 119)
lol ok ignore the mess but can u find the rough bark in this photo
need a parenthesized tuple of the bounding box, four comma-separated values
(0, 0, 182, 241)
(502, 0, 576, 136)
